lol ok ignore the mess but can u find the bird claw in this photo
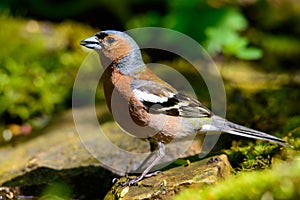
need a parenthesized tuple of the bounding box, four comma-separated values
(122, 180, 136, 186)
(144, 170, 161, 178)
(121, 177, 141, 186)
(120, 171, 162, 186)
(207, 157, 222, 165)
(112, 178, 119, 184)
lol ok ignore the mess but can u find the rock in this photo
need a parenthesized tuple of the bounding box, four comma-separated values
(0, 106, 210, 198)
(104, 154, 232, 200)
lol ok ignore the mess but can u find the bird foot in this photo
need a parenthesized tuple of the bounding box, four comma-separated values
(207, 157, 222, 165)
(144, 170, 161, 178)
(121, 177, 141, 186)
(121, 171, 161, 186)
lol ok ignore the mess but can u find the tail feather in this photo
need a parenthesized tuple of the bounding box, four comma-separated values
(212, 116, 290, 147)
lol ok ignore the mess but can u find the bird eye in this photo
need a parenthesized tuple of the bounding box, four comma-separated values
(106, 37, 115, 44)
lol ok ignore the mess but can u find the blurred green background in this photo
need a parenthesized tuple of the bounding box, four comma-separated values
(0, 0, 300, 199)
(0, 0, 299, 141)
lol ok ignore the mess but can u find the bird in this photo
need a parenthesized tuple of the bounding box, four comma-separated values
(80, 30, 289, 186)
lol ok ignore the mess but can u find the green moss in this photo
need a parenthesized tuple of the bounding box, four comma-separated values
(224, 144, 270, 170)
(175, 155, 300, 200)
(0, 14, 96, 126)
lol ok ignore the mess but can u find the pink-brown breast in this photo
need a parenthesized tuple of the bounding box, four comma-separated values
(103, 65, 191, 144)
(103, 66, 151, 127)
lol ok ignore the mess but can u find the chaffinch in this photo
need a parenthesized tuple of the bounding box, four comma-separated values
(80, 30, 289, 186)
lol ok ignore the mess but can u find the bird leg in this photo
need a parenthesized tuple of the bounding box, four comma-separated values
(134, 151, 157, 172)
(122, 141, 165, 186)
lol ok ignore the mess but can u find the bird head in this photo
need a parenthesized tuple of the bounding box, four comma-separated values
(80, 30, 142, 70)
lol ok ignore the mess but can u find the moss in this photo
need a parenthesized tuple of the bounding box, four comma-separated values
(0, 13, 96, 126)
(175, 155, 300, 200)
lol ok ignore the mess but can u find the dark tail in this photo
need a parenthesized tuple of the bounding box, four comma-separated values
(212, 116, 290, 147)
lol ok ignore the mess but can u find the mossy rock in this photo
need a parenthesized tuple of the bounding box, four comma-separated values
(105, 154, 232, 200)
(175, 156, 300, 200)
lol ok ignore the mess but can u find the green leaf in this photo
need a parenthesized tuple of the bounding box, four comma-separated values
(236, 47, 263, 60)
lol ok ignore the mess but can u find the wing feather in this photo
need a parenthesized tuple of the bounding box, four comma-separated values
(132, 81, 211, 118)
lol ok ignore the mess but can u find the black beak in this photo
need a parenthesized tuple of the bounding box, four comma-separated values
(80, 36, 101, 50)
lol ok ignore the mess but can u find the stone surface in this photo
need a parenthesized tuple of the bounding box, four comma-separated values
(104, 154, 232, 200)
(0, 106, 209, 198)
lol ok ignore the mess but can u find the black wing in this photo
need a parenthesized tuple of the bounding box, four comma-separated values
(143, 93, 212, 118)
(131, 81, 211, 118)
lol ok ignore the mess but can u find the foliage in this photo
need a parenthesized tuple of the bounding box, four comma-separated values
(204, 8, 262, 60)
(126, 0, 263, 60)
(0, 13, 95, 127)
(244, 0, 300, 70)
(2, 0, 300, 64)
